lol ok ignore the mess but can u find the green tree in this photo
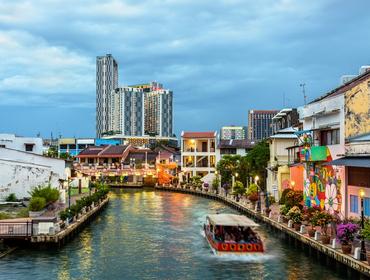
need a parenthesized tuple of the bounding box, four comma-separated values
(216, 155, 241, 186)
(245, 140, 270, 190)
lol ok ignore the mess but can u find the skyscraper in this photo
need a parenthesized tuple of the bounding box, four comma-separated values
(111, 87, 145, 136)
(248, 110, 278, 141)
(96, 54, 118, 137)
(220, 126, 247, 140)
(144, 87, 173, 137)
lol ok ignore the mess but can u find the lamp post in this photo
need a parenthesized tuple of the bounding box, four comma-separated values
(232, 172, 239, 194)
(291, 180, 295, 190)
(68, 178, 71, 209)
(255, 175, 260, 212)
(360, 188, 367, 261)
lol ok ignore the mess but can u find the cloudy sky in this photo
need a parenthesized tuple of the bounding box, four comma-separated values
(0, 0, 370, 138)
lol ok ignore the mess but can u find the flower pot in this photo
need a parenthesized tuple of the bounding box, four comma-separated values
(282, 216, 289, 223)
(341, 244, 352, 254)
(294, 223, 301, 231)
(321, 235, 330, 244)
(308, 229, 316, 237)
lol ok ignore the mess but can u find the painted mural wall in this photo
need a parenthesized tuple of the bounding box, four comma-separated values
(302, 146, 345, 215)
(345, 77, 370, 139)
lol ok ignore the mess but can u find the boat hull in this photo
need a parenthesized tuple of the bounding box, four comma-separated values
(204, 227, 264, 255)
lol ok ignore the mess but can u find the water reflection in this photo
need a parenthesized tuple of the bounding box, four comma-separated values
(0, 190, 346, 280)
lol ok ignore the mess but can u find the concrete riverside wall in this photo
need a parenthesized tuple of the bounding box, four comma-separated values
(0, 148, 66, 200)
(155, 185, 370, 278)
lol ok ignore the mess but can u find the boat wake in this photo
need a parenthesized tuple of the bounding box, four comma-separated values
(208, 253, 275, 263)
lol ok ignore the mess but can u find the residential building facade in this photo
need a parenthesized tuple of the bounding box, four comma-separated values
(248, 110, 278, 141)
(215, 139, 253, 163)
(144, 88, 173, 137)
(272, 108, 300, 134)
(181, 131, 217, 180)
(58, 138, 120, 157)
(220, 126, 247, 140)
(266, 128, 298, 200)
(111, 87, 145, 136)
(96, 54, 118, 137)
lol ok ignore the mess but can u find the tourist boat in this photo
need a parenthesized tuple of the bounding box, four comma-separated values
(204, 214, 264, 255)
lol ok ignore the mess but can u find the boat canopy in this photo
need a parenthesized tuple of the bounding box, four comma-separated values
(207, 214, 260, 227)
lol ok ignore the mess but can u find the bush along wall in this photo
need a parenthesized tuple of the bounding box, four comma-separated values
(59, 185, 109, 223)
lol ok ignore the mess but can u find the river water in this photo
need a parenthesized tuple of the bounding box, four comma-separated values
(0, 190, 346, 280)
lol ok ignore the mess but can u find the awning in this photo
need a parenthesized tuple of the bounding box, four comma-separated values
(207, 214, 259, 227)
(323, 157, 370, 168)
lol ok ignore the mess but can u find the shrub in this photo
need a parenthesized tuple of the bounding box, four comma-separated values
(233, 181, 245, 195)
(212, 177, 220, 190)
(16, 208, 29, 218)
(310, 211, 333, 235)
(248, 193, 259, 202)
(29, 197, 46, 211)
(6, 193, 17, 202)
(246, 183, 258, 196)
(280, 205, 291, 216)
(279, 188, 293, 205)
(361, 220, 370, 241)
(285, 190, 303, 208)
(0, 212, 11, 220)
(30, 185, 60, 203)
(287, 206, 302, 224)
(59, 210, 69, 221)
(337, 223, 359, 245)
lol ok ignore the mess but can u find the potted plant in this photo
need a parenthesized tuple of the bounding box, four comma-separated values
(305, 206, 320, 237)
(279, 205, 291, 223)
(287, 206, 303, 231)
(361, 220, 370, 265)
(311, 211, 333, 244)
(212, 177, 219, 194)
(337, 223, 359, 254)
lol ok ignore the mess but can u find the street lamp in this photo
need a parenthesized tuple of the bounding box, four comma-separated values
(291, 180, 296, 190)
(360, 188, 367, 261)
(255, 175, 261, 212)
(232, 172, 239, 193)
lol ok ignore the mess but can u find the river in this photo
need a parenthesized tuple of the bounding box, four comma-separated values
(0, 189, 346, 280)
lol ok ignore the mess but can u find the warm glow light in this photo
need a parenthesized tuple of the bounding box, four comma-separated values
(235, 173, 239, 177)
(215, 171, 218, 175)
(190, 139, 195, 144)
(360, 188, 365, 198)
(255, 175, 259, 182)
(291, 181, 295, 187)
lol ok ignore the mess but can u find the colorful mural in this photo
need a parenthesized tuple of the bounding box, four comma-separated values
(303, 149, 342, 214)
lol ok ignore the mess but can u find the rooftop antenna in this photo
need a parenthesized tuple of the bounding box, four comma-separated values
(300, 83, 307, 105)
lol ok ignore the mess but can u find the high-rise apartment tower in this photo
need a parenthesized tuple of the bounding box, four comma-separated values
(248, 110, 278, 141)
(96, 54, 118, 137)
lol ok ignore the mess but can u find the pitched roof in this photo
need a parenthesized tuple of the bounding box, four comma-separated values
(100, 145, 128, 157)
(77, 146, 105, 157)
(77, 145, 129, 158)
(181, 131, 216, 138)
(309, 69, 370, 104)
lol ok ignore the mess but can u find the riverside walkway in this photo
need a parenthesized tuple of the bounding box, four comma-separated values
(0, 197, 109, 247)
(156, 185, 370, 279)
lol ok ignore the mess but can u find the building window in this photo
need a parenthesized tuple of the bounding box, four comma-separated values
(0, 145, 5, 148)
(350, 195, 358, 213)
(25, 144, 34, 152)
(365, 198, 370, 217)
(320, 129, 340, 145)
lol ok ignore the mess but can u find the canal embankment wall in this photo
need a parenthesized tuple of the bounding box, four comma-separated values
(155, 185, 370, 279)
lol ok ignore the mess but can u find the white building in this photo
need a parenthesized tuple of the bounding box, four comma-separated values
(0, 134, 43, 155)
(181, 131, 217, 180)
(0, 147, 66, 200)
(215, 139, 252, 163)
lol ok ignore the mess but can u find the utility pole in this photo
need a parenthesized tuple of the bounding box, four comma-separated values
(300, 83, 307, 105)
